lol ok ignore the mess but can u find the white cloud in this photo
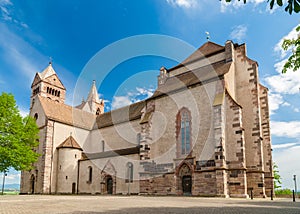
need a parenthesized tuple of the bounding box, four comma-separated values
(0, 0, 12, 5)
(273, 145, 300, 189)
(0, 0, 28, 28)
(273, 142, 298, 149)
(271, 121, 300, 138)
(166, 0, 198, 9)
(111, 96, 133, 109)
(229, 25, 247, 43)
(220, 0, 265, 13)
(0, 24, 44, 82)
(0, 170, 20, 185)
(19, 106, 29, 117)
(136, 87, 154, 97)
(274, 25, 299, 59)
(111, 87, 154, 110)
(265, 59, 300, 95)
(268, 93, 286, 115)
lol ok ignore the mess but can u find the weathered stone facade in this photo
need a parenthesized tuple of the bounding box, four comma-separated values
(20, 41, 273, 198)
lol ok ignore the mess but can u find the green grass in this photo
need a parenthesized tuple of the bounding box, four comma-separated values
(1, 191, 19, 195)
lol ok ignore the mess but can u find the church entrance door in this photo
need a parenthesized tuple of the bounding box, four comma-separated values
(107, 176, 113, 194)
(182, 175, 192, 195)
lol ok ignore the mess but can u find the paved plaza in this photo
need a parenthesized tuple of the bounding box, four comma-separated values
(0, 195, 300, 214)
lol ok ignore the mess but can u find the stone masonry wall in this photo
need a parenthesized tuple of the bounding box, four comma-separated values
(259, 84, 274, 197)
(234, 44, 266, 197)
(41, 120, 55, 194)
(224, 92, 248, 197)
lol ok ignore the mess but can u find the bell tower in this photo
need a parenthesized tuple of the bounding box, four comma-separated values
(30, 62, 66, 108)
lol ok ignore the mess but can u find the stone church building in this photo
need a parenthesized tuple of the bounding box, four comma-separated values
(20, 41, 273, 198)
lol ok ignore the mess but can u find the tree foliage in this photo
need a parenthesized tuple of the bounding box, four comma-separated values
(273, 162, 282, 189)
(282, 25, 300, 73)
(222, 0, 300, 14)
(0, 92, 39, 173)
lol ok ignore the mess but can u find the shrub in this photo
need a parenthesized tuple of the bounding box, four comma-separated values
(275, 188, 292, 195)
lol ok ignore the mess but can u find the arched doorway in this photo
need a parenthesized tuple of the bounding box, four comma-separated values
(177, 163, 193, 195)
(30, 175, 35, 194)
(106, 176, 113, 194)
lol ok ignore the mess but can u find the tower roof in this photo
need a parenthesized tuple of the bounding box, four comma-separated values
(39, 63, 57, 79)
(31, 63, 65, 90)
(86, 80, 101, 103)
(57, 135, 82, 151)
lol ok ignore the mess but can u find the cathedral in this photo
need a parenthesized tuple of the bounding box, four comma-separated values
(20, 40, 274, 198)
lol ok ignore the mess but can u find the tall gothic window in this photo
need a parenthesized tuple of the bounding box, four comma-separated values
(176, 108, 191, 156)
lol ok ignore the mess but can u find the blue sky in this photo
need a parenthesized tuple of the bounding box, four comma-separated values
(0, 0, 300, 190)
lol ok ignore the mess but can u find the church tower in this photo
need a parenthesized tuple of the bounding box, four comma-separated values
(30, 62, 66, 108)
(76, 80, 104, 115)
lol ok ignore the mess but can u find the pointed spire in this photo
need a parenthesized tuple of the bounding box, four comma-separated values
(86, 80, 101, 103)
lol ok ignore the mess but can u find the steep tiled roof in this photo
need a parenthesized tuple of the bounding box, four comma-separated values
(152, 60, 232, 98)
(94, 101, 145, 129)
(31, 64, 65, 89)
(40, 63, 57, 79)
(179, 41, 225, 66)
(57, 136, 82, 150)
(38, 96, 96, 130)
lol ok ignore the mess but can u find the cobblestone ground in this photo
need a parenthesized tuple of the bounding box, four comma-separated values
(0, 195, 300, 214)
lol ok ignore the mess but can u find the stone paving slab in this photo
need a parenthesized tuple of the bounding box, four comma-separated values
(0, 195, 300, 214)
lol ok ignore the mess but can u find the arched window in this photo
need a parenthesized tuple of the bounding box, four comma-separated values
(96, 108, 100, 115)
(126, 162, 133, 183)
(88, 166, 93, 183)
(49, 88, 52, 94)
(47, 87, 49, 93)
(176, 108, 192, 156)
(34, 113, 38, 121)
(57, 91, 60, 97)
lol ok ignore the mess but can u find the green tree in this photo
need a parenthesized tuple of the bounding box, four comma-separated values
(273, 162, 282, 189)
(0, 92, 39, 173)
(282, 25, 300, 73)
(222, 0, 300, 14)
